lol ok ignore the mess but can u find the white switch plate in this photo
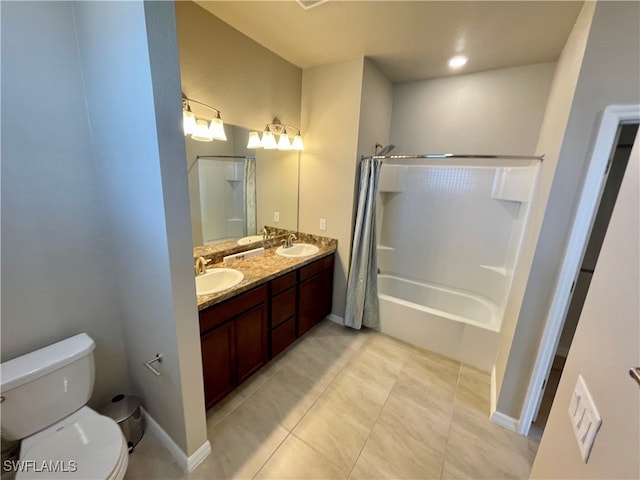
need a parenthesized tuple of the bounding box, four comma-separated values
(568, 375, 602, 463)
(273, 211, 280, 222)
(319, 218, 327, 231)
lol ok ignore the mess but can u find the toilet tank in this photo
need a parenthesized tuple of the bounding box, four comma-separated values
(0, 333, 95, 441)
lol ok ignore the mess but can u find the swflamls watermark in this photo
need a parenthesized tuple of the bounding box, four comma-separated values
(3, 460, 78, 473)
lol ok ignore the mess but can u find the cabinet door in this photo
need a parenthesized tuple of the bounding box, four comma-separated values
(235, 303, 268, 383)
(318, 265, 333, 320)
(298, 275, 319, 337)
(201, 321, 235, 409)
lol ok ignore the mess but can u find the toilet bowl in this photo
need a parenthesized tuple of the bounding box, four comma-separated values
(0, 334, 129, 480)
(17, 407, 128, 480)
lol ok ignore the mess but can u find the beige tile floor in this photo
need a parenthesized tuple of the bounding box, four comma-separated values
(125, 320, 539, 479)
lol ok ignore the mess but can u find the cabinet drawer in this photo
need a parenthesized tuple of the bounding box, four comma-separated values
(271, 286, 296, 327)
(271, 316, 296, 358)
(271, 271, 297, 295)
(299, 255, 334, 281)
(200, 285, 268, 334)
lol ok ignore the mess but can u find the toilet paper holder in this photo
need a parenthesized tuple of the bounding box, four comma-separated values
(143, 354, 163, 376)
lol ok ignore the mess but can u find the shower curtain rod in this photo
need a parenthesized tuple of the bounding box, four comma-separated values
(364, 153, 544, 161)
(197, 154, 256, 160)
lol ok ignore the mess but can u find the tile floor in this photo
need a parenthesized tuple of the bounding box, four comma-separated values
(125, 320, 539, 479)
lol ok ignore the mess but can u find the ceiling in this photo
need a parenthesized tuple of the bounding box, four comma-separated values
(195, 1, 583, 83)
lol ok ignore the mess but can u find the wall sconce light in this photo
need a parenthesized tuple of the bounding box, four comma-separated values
(247, 118, 304, 151)
(182, 94, 227, 142)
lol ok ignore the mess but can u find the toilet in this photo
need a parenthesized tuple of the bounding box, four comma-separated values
(0, 333, 128, 479)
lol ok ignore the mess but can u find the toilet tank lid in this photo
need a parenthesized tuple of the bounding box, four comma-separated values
(1, 333, 95, 392)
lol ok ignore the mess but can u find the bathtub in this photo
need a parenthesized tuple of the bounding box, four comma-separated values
(377, 274, 501, 372)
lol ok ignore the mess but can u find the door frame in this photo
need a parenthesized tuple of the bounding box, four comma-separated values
(517, 104, 640, 436)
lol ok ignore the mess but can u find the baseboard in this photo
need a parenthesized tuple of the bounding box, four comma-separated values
(141, 407, 211, 473)
(490, 410, 519, 432)
(327, 313, 344, 325)
(490, 366, 497, 414)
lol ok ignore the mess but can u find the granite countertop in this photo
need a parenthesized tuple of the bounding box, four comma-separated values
(195, 235, 337, 311)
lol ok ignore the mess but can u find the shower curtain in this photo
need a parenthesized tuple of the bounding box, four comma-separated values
(344, 157, 383, 330)
(243, 157, 257, 236)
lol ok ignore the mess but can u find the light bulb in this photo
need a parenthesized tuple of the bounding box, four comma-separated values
(447, 55, 468, 68)
(292, 134, 304, 151)
(277, 134, 292, 150)
(262, 131, 277, 149)
(183, 109, 196, 136)
(247, 131, 262, 149)
(191, 119, 213, 142)
(208, 117, 227, 141)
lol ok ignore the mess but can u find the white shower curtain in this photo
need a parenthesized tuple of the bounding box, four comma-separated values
(243, 157, 257, 236)
(344, 157, 383, 329)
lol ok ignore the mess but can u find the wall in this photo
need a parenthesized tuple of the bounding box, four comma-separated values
(495, 0, 640, 419)
(530, 136, 639, 479)
(255, 149, 299, 233)
(0, 1, 131, 407)
(175, 1, 301, 133)
(299, 58, 365, 318)
(73, 0, 207, 456)
(391, 63, 555, 155)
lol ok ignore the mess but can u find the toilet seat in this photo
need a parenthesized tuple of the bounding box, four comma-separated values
(18, 407, 127, 480)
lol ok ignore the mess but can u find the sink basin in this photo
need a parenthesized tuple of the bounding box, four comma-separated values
(237, 235, 263, 246)
(276, 243, 320, 258)
(196, 268, 244, 295)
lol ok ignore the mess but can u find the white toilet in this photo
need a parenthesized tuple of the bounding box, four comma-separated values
(0, 333, 129, 479)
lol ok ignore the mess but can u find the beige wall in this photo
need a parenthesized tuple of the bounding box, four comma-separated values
(0, 1, 131, 408)
(256, 149, 300, 232)
(531, 137, 639, 479)
(495, 0, 640, 418)
(175, 1, 301, 133)
(299, 58, 365, 317)
(391, 62, 555, 155)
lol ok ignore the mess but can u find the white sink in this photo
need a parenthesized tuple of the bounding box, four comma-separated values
(196, 268, 244, 295)
(237, 235, 263, 246)
(276, 243, 320, 258)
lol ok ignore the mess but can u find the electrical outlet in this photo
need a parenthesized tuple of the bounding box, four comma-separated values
(319, 218, 327, 231)
(273, 211, 280, 223)
(568, 375, 602, 463)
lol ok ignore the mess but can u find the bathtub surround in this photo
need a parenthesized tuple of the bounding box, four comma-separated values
(345, 158, 383, 330)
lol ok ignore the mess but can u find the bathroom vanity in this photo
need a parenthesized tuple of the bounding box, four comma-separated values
(196, 238, 335, 409)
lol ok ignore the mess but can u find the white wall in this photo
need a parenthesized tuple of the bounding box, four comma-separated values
(0, 1, 131, 407)
(496, 0, 640, 419)
(391, 63, 555, 155)
(530, 134, 639, 479)
(73, 0, 207, 456)
(299, 58, 365, 318)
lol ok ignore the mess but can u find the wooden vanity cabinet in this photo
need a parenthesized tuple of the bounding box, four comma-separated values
(298, 255, 334, 336)
(199, 285, 268, 409)
(199, 253, 335, 409)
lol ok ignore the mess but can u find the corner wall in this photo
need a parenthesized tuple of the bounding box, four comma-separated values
(496, 0, 640, 419)
(73, 0, 207, 456)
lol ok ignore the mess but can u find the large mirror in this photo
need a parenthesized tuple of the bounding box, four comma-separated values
(186, 124, 299, 248)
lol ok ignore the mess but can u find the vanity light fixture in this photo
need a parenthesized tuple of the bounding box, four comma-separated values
(247, 118, 304, 151)
(447, 55, 468, 69)
(182, 94, 227, 142)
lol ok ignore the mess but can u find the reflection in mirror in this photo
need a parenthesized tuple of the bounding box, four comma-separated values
(186, 124, 299, 248)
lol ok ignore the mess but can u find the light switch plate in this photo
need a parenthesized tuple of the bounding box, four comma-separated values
(320, 218, 327, 231)
(568, 375, 602, 463)
(273, 211, 280, 222)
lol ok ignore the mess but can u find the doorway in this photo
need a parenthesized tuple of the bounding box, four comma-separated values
(518, 105, 640, 437)
(529, 123, 638, 439)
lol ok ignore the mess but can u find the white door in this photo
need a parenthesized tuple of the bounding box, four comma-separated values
(530, 136, 639, 478)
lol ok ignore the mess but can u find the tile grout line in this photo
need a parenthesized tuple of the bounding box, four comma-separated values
(439, 363, 463, 479)
(345, 347, 414, 480)
(253, 325, 372, 479)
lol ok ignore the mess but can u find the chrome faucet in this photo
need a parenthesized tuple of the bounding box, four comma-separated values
(262, 226, 270, 240)
(194, 256, 209, 276)
(286, 234, 297, 248)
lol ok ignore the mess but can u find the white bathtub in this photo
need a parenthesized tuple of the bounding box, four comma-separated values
(377, 274, 501, 372)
